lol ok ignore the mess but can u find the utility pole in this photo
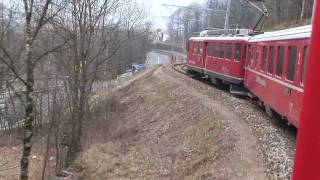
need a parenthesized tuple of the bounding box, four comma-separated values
(224, 0, 232, 31)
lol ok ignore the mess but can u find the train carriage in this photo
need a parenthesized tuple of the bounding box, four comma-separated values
(244, 25, 311, 127)
(203, 36, 249, 85)
(186, 35, 249, 86)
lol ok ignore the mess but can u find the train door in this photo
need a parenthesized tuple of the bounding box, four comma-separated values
(203, 41, 208, 69)
(212, 42, 219, 70)
(197, 41, 204, 68)
(244, 43, 256, 85)
(232, 41, 246, 78)
(189, 41, 199, 66)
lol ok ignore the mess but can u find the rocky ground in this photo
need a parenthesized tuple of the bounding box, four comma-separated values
(72, 65, 296, 180)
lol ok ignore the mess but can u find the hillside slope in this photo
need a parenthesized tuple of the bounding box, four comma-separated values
(71, 65, 272, 180)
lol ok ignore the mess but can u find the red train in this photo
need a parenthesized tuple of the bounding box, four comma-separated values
(186, 25, 311, 127)
(187, 36, 249, 85)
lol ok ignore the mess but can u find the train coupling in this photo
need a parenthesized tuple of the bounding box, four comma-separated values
(229, 84, 251, 97)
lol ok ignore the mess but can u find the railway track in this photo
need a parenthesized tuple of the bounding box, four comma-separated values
(171, 63, 297, 130)
(172, 63, 189, 75)
(172, 63, 232, 93)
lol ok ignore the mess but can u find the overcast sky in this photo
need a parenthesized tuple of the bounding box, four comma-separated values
(141, 0, 205, 30)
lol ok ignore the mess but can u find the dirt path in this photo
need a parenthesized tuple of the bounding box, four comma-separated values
(74, 65, 269, 179)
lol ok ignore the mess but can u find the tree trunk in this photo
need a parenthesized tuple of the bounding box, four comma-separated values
(20, 17, 35, 180)
(300, 0, 306, 23)
(276, 1, 281, 23)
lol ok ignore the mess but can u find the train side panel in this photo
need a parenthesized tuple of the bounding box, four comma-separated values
(205, 40, 247, 85)
(244, 38, 309, 127)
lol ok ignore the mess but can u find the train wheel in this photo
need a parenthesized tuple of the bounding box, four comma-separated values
(264, 103, 274, 118)
(258, 100, 264, 108)
(187, 70, 199, 78)
(185, 69, 192, 75)
(210, 77, 222, 86)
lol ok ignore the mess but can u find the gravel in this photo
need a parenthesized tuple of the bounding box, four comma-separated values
(167, 65, 297, 180)
(224, 98, 296, 180)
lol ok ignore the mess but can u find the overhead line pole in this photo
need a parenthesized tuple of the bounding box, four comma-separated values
(224, 0, 232, 31)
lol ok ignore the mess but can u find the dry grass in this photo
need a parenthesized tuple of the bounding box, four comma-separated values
(72, 67, 230, 179)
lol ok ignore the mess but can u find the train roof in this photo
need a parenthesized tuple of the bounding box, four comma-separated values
(248, 25, 311, 42)
(189, 36, 250, 42)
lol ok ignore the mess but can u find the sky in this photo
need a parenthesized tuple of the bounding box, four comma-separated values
(141, 0, 205, 30)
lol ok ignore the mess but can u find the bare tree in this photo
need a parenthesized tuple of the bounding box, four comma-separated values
(0, 0, 66, 179)
(46, 0, 151, 174)
(20, 1, 67, 179)
(300, 0, 306, 22)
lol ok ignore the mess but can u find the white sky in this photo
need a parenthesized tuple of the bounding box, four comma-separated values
(141, 0, 205, 30)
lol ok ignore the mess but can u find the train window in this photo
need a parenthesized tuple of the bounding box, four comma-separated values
(226, 43, 232, 60)
(247, 45, 252, 66)
(255, 48, 260, 69)
(277, 46, 285, 76)
(193, 42, 198, 53)
(302, 45, 309, 84)
(199, 43, 203, 55)
(235, 43, 241, 61)
(219, 43, 225, 58)
(268, 47, 275, 74)
(262, 47, 268, 71)
(287, 46, 297, 81)
(213, 43, 219, 57)
(250, 46, 255, 67)
(207, 43, 214, 57)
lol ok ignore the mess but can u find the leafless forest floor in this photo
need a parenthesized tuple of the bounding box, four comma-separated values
(0, 129, 56, 180)
(72, 65, 271, 180)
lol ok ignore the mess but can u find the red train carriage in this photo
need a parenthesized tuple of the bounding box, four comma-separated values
(187, 36, 249, 86)
(244, 25, 311, 127)
(203, 36, 249, 85)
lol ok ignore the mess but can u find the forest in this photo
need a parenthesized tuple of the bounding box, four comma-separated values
(166, 0, 314, 46)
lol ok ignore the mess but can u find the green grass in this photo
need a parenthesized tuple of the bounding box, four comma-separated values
(209, 120, 221, 131)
